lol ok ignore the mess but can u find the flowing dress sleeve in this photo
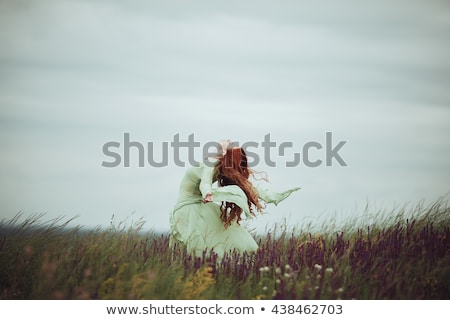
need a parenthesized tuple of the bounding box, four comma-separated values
(211, 185, 252, 219)
(198, 162, 253, 219)
(199, 163, 215, 198)
(256, 185, 301, 205)
(198, 162, 300, 220)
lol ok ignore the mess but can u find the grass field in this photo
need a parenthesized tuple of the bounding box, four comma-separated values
(1, 198, 449, 300)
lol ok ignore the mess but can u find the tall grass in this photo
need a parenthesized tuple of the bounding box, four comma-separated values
(1, 198, 449, 299)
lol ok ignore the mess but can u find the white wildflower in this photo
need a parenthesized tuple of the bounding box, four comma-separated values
(259, 266, 270, 273)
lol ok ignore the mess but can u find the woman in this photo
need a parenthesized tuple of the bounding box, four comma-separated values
(169, 141, 299, 258)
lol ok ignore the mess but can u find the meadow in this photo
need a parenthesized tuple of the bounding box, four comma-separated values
(1, 198, 449, 300)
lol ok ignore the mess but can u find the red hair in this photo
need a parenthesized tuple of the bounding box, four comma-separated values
(215, 147, 265, 228)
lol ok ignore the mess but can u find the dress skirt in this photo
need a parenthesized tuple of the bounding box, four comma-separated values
(169, 191, 258, 258)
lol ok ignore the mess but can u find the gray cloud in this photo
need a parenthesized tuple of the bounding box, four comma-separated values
(0, 0, 449, 231)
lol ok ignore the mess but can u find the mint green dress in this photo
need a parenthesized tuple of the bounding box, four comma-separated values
(169, 161, 300, 258)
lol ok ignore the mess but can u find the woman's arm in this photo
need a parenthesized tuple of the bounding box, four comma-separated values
(199, 163, 216, 202)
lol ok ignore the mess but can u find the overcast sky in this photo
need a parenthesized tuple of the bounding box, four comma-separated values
(0, 0, 449, 233)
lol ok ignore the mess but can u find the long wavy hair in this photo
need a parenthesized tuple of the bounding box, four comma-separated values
(215, 147, 265, 228)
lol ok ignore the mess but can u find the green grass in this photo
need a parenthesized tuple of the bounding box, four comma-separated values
(1, 198, 449, 299)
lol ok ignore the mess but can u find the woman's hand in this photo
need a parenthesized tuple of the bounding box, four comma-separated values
(202, 193, 213, 203)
